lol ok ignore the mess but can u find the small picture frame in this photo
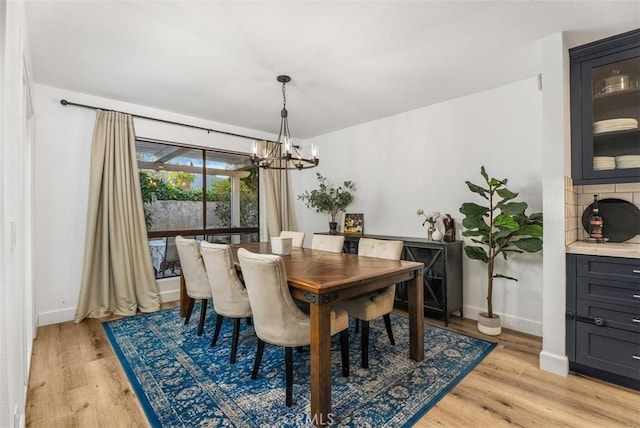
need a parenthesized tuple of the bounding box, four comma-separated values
(344, 213, 364, 235)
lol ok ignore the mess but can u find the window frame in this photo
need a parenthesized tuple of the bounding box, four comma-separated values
(137, 137, 260, 242)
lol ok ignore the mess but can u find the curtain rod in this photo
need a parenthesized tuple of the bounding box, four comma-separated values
(59, 99, 277, 143)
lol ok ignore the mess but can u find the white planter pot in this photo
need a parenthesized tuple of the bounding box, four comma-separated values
(477, 312, 501, 336)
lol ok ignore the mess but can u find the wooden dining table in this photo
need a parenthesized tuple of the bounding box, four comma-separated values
(180, 242, 425, 426)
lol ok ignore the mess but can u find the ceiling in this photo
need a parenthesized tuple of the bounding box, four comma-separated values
(25, 1, 639, 139)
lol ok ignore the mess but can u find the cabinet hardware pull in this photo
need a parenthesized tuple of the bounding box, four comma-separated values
(633, 319, 640, 323)
(633, 270, 640, 274)
(634, 295, 640, 299)
(634, 356, 640, 361)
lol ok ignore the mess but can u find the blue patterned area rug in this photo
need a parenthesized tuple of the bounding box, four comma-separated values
(103, 306, 495, 427)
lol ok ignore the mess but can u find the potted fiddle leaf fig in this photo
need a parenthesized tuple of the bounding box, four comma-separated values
(298, 173, 355, 234)
(459, 166, 543, 336)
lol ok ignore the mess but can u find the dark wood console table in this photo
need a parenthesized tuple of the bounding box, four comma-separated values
(318, 233, 463, 325)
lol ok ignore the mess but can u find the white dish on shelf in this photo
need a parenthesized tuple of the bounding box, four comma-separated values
(593, 118, 638, 127)
(616, 163, 640, 169)
(593, 118, 639, 134)
(593, 156, 615, 170)
(615, 155, 640, 162)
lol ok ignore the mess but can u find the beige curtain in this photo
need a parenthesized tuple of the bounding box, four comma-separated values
(74, 110, 160, 323)
(260, 141, 295, 237)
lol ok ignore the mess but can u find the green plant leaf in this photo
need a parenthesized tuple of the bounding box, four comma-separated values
(493, 273, 518, 281)
(496, 187, 518, 202)
(529, 212, 543, 224)
(493, 214, 519, 231)
(480, 165, 489, 183)
(497, 201, 527, 216)
(502, 248, 524, 259)
(460, 202, 489, 228)
(493, 227, 513, 240)
(489, 177, 506, 187)
(518, 224, 543, 238)
(462, 229, 489, 237)
(470, 238, 490, 245)
(465, 181, 489, 199)
(512, 237, 543, 252)
(464, 245, 489, 263)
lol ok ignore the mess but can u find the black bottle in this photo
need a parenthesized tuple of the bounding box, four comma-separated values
(589, 195, 604, 241)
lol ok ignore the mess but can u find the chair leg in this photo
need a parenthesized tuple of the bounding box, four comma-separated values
(339, 329, 349, 377)
(210, 314, 224, 347)
(197, 299, 208, 336)
(361, 320, 370, 369)
(354, 318, 359, 333)
(383, 314, 395, 346)
(246, 317, 252, 326)
(230, 318, 241, 364)
(251, 339, 265, 380)
(285, 347, 293, 407)
(184, 298, 195, 325)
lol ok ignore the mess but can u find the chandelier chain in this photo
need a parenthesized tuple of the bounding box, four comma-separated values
(282, 81, 287, 108)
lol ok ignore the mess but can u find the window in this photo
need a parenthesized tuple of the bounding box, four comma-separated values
(137, 139, 259, 278)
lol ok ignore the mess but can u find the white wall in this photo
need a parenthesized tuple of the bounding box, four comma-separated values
(296, 76, 544, 335)
(539, 33, 571, 377)
(33, 77, 548, 337)
(32, 84, 275, 326)
(1, 0, 35, 426)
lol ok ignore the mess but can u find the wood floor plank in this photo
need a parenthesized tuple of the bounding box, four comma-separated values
(26, 305, 639, 427)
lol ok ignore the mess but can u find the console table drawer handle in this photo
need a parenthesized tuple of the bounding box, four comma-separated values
(633, 270, 640, 274)
(634, 355, 640, 361)
(634, 319, 640, 323)
(634, 295, 640, 299)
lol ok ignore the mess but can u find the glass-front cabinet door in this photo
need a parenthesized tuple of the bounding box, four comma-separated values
(570, 29, 640, 184)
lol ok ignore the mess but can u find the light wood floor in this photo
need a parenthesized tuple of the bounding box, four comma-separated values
(26, 302, 639, 427)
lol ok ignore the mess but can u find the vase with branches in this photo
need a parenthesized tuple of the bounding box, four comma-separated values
(298, 173, 355, 234)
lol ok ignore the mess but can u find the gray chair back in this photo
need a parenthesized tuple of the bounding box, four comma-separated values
(200, 242, 251, 318)
(311, 234, 345, 253)
(175, 236, 211, 299)
(237, 248, 310, 347)
(279, 230, 305, 247)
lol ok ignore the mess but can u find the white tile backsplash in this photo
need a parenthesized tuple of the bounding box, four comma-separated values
(568, 178, 640, 245)
(565, 176, 579, 246)
(578, 184, 616, 194)
(615, 182, 640, 193)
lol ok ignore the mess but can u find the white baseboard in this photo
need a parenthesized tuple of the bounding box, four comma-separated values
(157, 276, 180, 303)
(37, 277, 182, 327)
(159, 289, 180, 303)
(539, 350, 569, 376)
(463, 305, 542, 337)
(38, 307, 76, 326)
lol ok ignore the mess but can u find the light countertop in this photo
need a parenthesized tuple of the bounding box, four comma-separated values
(566, 241, 640, 259)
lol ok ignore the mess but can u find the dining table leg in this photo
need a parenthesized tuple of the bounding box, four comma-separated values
(309, 299, 333, 426)
(408, 268, 424, 361)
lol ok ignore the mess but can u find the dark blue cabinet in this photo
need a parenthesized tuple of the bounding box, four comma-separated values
(566, 254, 640, 390)
(570, 29, 640, 184)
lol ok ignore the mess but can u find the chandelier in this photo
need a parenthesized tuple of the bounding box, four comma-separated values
(250, 75, 319, 170)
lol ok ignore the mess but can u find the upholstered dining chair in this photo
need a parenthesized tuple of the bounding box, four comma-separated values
(237, 248, 349, 407)
(336, 238, 404, 368)
(279, 230, 305, 248)
(311, 234, 345, 253)
(175, 235, 213, 336)
(200, 242, 253, 364)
